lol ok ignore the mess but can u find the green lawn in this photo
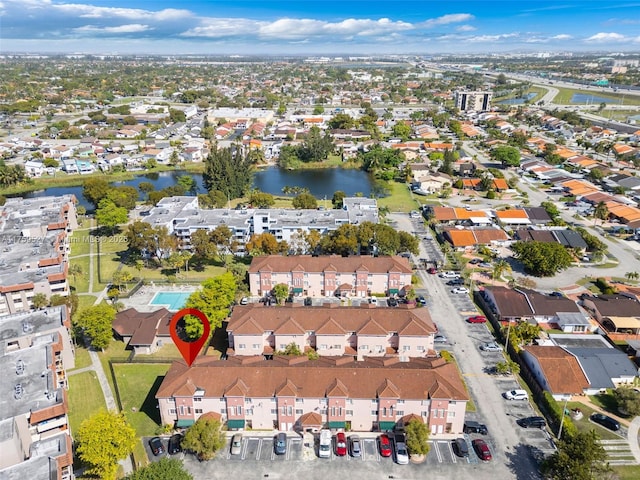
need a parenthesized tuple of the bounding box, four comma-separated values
(77, 294, 98, 310)
(112, 363, 171, 436)
(70, 346, 93, 370)
(67, 371, 106, 433)
(613, 465, 640, 480)
(566, 401, 622, 440)
(70, 231, 92, 257)
(378, 181, 419, 212)
(70, 256, 91, 294)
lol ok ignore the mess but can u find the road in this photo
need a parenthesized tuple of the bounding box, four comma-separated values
(391, 213, 545, 480)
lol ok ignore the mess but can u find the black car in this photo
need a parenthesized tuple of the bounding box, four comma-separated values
(417, 295, 427, 305)
(387, 297, 398, 307)
(446, 278, 465, 286)
(590, 413, 620, 431)
(148, 436, 165, 456)
(517, 416, 547, 429)
(274, 432, 287, 455)
(463, 420, 488, 435)
(168, 434, 182, 454)
(452, 437, 469, 457)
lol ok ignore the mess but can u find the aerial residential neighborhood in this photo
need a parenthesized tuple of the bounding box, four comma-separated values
(2, 5, 640, 479)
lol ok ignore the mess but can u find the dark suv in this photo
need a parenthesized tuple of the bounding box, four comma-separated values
(463, 420, 488, 435)
(517, 416, 546, 428)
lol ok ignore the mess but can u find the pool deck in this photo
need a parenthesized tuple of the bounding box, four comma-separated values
(120, 283, 198, 312)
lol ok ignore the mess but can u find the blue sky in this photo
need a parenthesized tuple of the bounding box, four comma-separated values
(1, 1, 639, 55)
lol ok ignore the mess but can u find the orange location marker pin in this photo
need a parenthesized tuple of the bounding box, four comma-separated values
(169, 308, 211, 367)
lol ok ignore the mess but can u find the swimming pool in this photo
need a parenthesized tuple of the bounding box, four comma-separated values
(149, 291, 191, 312)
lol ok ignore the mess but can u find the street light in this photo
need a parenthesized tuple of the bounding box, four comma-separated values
(557, 396, 570, 440)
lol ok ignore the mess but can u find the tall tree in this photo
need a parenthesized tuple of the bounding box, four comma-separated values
(593, 201, 609, 225)
(292, 192, 318, 209)
(203, 145, 254, 200)
(96, 198, 128, 232)
(74, 304, 116, 350)
(542, 430, 611, 480)
(511, 241, 573, 277)
(76, 411, 137, 480)
(181, 416, 225, 461)
(184, 272, 237, 337)
(83, 177, 111, 209)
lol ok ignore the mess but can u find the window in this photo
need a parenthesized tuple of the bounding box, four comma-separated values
(448, 411, 455, 418)
(270, 409, 277, 415)
(333, 344, 341, 349)
(421, 411, 428, 417)
(194, 397, 202, 402)
(320, 409, 327, 415)
(169, 408, 176, 414)
(296, 398, 303, 404)
(397, 400, 405, 404)
(417, 346, 425, 352)
(360, 345, 369, 350)
(382, 407, 387, 416)
(221, 408, 227, 414)
(195, 408, 203, 414)
(279, 344, 286, 349)
(320, 344, 327, 350)
(296, 409, 303, 415)
(331, 407, 336, 416)
(287, 406, 293, 416)
(346, 410, 353, 416)
(245, 398, 252, 403)
(347, 399, 353, 405)
(396, 411, 404, 416)
(238, 344, 246, 349)
(252, 344, 260, 349)
(179, 406, 185, 415)
(371, 410, 379, 416)
(403, 345, 410, 351)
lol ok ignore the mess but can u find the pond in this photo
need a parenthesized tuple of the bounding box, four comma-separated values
(17, 167, 374, 210)
(570, 94, 622, 104)
(497, 93, 537, 105)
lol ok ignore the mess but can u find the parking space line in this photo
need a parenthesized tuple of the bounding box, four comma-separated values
(432, 441, 442, 462)
(440, 440, 456, 464)
(256, 438, 263, 460)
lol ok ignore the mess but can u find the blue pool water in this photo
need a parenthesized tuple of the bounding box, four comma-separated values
(150, 292, 191, 311)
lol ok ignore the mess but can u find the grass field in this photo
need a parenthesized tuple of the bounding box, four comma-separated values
(613, 465, 640, 479)
(378, 181, 419, 212)
(77, 294, 98, 310)
(566, 401, 622, 440)
(70, 230, 92, 257)
(71, 346, 93, 370)
(551, 86, 640, 106)
(69, 256, 91, 294)
(112, 363, 170, 436)
(67, 371, 106, 433)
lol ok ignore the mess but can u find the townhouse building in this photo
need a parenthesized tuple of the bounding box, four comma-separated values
(227, 304, 437, 358)
(144, 196, 378, 254)
(0, 306, 75, 479)
(454, 91, 492, 112)
(247, 255, 412, 298)
(0, 196, 77, 315)
(156, 355, 468, 434)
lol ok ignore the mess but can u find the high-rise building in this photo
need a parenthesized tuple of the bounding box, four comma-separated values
(454, 91, 492, 112)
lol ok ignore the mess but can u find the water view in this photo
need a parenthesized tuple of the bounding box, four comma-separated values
(570, 93, 622, 104)
(16, 167, 374, 210)
(497, 93, 537, 105)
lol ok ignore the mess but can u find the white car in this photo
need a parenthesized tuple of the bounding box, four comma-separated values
(503, 389, 529, 401)
(439, 271, 460, 279)
(451, 287, 469, 294)
(434, 334, 448, 344)
(480, 342, 503, 352)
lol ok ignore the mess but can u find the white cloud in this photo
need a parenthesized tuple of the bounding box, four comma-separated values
(456, 25, 476, 32)
(551, 34, 572, 40)
(585, 32, 626, 42)
(257, 18, 413, 39)
(74, 23, 151, 34)
(181, 18, 264, 38)
(421, 13, 474, 27)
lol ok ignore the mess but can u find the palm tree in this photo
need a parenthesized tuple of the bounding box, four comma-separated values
(492, 259, 511, 281)
(625, 271, 639, 282)
(594, 201, 609, 225)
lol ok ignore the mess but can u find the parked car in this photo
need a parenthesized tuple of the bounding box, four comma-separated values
(148, 436, 164, 456)
(335, 432, 347, 456)
(590, 413, 620, 431)
(478, 262, 492, 268)
(394, 434, 409, 465)
(451, 287, 469, 294)
(387, 297, 398, 307)
(469, 258, 482, 265)
(368, 297, 378, 305)
(446, 278, 465, 286)
(467, 315, 487, 324)
(434, 334, 448, 344)
(440, 271, 460, 278)
(349, 435, 362, 457)
(239, 297, 249, 305)
(378, 433, 392, 457)
(480, 342, 503, 352)
(318, 429, 332, 458)
(452, 437, 469, 457)
(549, 291, 564, 297)
(463, 420, 488, 435)
(274, 432, 287, 455)
(503, 389, 529, 401)
(472, 439, 492, 461)
(230, 433, 242, 455)
(168, 434, 182, 455)
(427, 267, 438, 275)
(417, 295, 427, 305)
(517, 416, 547, 429)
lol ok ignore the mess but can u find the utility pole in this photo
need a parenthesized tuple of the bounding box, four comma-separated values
(557, 396, 570, 440)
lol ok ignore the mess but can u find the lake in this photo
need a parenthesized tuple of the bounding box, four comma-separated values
(497, 93, 537, 105)
(16, 167, 374, 210)
(570, 94, 622, 104)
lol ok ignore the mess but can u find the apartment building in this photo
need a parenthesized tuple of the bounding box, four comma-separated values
(0, 196, 77, 315)
(0, 306, 74, 479)
(454, 90, 492, 112)
(248, 255, 412, 298)
(156, 355, 468, 434)
(144, 196, 378, 254)
(227, 304, 437, 358)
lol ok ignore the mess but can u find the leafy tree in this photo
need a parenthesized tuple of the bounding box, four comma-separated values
(593, 201, 609, 225)
(203, 145, 254, 200)
(332, 190, 346, 209)
(319, 224, 359, 256)
(328, 112, 355, 130)
(292, 192, 318, 209)
(246, 232, 282, 255)
(96, 199, 128, 232)
(491, 145, 521, 167)
(43, 158, 59, 168)
(398, 231, 420, 255)
(511, 241, 573, 276)
(31, 292, 48, 309)
(542, 430, 611, 480)
(297, 125, 334, 162)
(492, 259, 511, 280)
(392, 122, 412, 141)
(272, 283, 290, 305)
(107, 186, 138, 211)
(181, 416, 225, 461)
(169, 108, 186, 123)
(625, 271, 639, 282)
(74, 304, 116, 350)
(177, 175, 196, 193)
(125, 457, 193, 480)
(613, 386, 640, 416)
(277, 341, 302, 356)
(191, 229, 218, 260)
(248, 190, 275, 208)
(125, 222, 176, 261)
(588, 169, 604, 182)
(83, 177, 111, 209)
(405, 420, 430, 455)
(184, 272, 237, 337)
(76, 411, 137, 480)
(495, 360, 520, 375)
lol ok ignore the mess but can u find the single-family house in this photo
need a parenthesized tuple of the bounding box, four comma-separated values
(111, 307, 173, 355)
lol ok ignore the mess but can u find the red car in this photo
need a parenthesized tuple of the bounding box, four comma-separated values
(378, 433, 392, 457)
(472, 439, 492, 461)
(335, 432, 347, 456)
(427, 267, 438, 274)
(467, 315, 487, 324)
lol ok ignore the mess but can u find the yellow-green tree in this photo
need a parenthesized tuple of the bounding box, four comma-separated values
(76, 411, 136, 480)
